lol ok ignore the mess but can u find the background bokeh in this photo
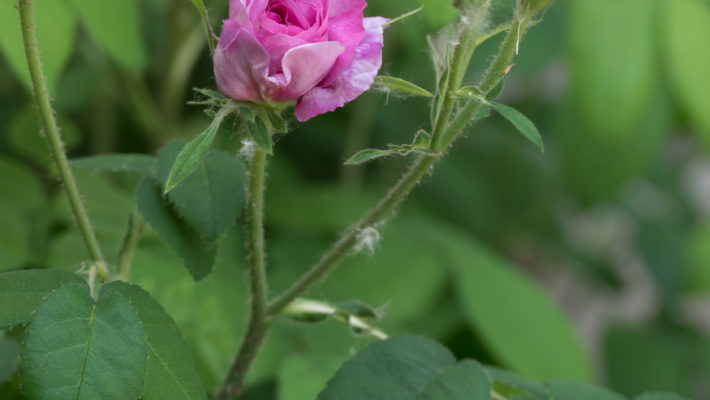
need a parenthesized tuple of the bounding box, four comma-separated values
(1, 0, 710, 398)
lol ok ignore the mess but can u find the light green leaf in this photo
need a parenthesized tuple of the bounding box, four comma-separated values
(71, 154, 155, 174)
(67, 0, 146, 70)
(165, 111, 228, 192)
(436, 227, 591, 382)
(568, 0, 657, 139)
(546, 382, 626, 400)
(136, 176, 217, 280)
(414, 360, 490, 400)
(634, 393, 688, 400)
(248, 117, 273, 155)
(21, 284, 147, 400)
(158, 142, 247, 244)
(0, 269, 86, 328)
(374, 76, 433, 97)
(489, 102, 544, 152)
(344, 148, 394, 165)
(317, 336, 457, 400)
(101, 282, 207, 400)
(0, 0, 75, 94)
(663, 0, 710, 142)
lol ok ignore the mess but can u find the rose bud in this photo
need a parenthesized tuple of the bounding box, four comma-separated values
(214, 0, 388, 122)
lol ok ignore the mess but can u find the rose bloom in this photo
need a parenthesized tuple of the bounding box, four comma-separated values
(214, 0, 387, 122)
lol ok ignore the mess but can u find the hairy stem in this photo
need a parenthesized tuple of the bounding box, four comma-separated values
(19, 0, 107, 281)
(215, 147, 269, 400)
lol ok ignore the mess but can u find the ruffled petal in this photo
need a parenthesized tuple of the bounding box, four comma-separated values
(265, 41, 344, 101)
(295, 17, 387, 122)
(321, 0, 367, 86)
(213, 22, 270, 102)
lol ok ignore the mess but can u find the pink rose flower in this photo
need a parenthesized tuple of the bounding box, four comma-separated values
(213, 0, 388, 122)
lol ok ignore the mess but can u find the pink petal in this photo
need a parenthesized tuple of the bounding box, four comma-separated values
(321, 0, 367, 87)
(295, 17, 387, 122)
(265, 41, 344, 101)
(213, 22, 270, 102)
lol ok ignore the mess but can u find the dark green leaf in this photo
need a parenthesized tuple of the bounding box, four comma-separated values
(248, 117, 273, 155)
(663, 0, 710, 142)
(634, 393, 688, 400)
(546, 382, 626, 400)
(137, 176, 217, 280)
(68, 0, 146, 70)
(0, 0, 75, 93)
(374, 76, 433, 97)
(71, 154, 155, 174)
(0, 270, 86, 328)
(414, 360, 490, 400)
(318, 335, 456, 400)
(21, 284, 146, 399)
(489, 102, 544, 152)
(435, 227, 591, 382)
(165, 112, 228, 192)
(158, 142, 246, 244)
(344, 149, 395, 165)
(102, 282, 207, 400)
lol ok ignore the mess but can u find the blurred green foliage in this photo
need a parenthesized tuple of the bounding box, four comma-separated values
(1, 0, 710, 398)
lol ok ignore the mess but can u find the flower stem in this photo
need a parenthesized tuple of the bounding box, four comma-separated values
(214, 147, 269, 400)
(18, 0, 107, 280)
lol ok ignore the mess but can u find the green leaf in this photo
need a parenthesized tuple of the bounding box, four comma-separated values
(71, 154, 156, 174)
(344, 148, 394, 165)
(101, 282, 207, 400)
(634, 393, 688, 400)
(436, 227, 592, 382)
(158, 142, 247, 244)
(67, 0, 146, 70)
(317, 336, 457, 399)
(248, 117, 273, 155)
(568, 0, 657, 140)
(165, 111, 228, 192)
(374, 76, 433, 97)
(136, 175, 217, 280)
(21, 284, 147, 400)
(487, 80, 505, 100)
(0, 0, 75, 94)
(546, 382, 626, 400)
(663, 0, 710, 143)
(489, 102, 544, 152)
(0, 270, 86, 328)
(414, 360, 490, 400)
(0, 199, 30, 272)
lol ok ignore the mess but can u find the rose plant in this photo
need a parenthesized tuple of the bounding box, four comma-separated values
(0, 0, 694, 399)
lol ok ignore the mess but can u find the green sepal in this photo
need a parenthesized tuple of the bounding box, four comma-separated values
(247, 116, 274, 155)
(374, 76, 433, 98)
